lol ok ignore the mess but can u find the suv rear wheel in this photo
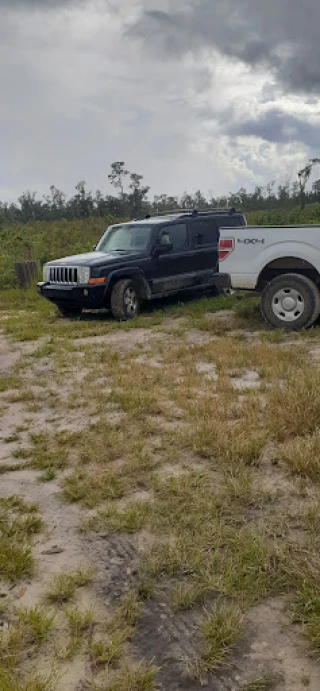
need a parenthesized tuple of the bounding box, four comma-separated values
(260, 273, 320, 330)
(111, 279, 140, 321)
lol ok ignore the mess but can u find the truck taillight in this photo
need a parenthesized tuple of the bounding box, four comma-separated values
(219, 238, 234, 261)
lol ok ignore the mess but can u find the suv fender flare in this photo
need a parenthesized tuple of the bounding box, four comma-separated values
(103, 269, 151, 301)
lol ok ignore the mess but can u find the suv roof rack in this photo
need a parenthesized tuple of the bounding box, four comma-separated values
(144, 207, 237, 220)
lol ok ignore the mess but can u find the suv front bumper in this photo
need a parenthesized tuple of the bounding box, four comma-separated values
(37, 282, 106, 309)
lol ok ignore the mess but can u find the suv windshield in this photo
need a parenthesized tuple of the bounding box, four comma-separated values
(96, 224, 152, 253)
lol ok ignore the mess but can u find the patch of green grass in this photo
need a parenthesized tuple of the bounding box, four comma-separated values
(170, 580, 205, 612)
(0, 669, 53, 691)
(89, 630, 127, 668)
(45, 568, 93, 605)
(0, 496, 42, 581)
(241, 674, 276, 691)
(0, 540, 33, 582)
(197, 601, 243, 674)
(39, 469, 56, 483)
(197, 313, 234, 336)
(293, 581, 320, 651)
(0, 619, 54, 691)
(65, 606, 94, 637)
(109, 388, 162, 419)
(62, 471, 125, 508)
(260, 329, 288, 343)
(176, 401, 266, 465)
(63, 606, 94, 658)
(0, 375, 22, 393)
(83, 501, 151, 533)
(0, 624, 25, 672)
(29, 431, 71, 471)
(103, 662, 157, 691)
(3, 433, 20, 444)
(278, 432, 320, 480)
(16, 606, 55, 647)
(117, 591, 143, 627)
(12, 448, 31, 460)
(266, 368, 320, 441)
(0, 462, 31, 474)
(233, 299, 262, 330)
(219, 528, 287, 605)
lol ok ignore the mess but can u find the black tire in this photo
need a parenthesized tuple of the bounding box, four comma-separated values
(110, 279, 140, 321)
(58, 305, 82, 318)
(260, 273, 320, 331)
(211, 285, 221, 297)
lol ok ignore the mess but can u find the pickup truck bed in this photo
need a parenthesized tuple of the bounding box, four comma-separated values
(219, 225, 320, 330)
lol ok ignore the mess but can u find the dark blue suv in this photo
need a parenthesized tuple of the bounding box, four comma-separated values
(37, 208, 246, 320)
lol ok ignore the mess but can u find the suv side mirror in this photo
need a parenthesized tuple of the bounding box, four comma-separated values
(93, 244, 97, 251)
(153, 241, 173, 257)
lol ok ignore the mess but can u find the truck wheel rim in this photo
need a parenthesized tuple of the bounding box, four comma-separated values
(272, 288, 305, 322)
(124, 287, 138, 315)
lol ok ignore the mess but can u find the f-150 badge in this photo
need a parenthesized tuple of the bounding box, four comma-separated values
(237, 238, 265, 245)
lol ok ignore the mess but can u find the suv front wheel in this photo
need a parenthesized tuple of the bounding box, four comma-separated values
(111, 279, 140, 321)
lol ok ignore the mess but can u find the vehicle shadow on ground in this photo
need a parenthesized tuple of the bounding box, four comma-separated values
(78, 290, 216, 323)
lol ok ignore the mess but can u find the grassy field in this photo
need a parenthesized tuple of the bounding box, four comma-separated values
(1, 203, 320, 289)
(1, 289, 320, 689)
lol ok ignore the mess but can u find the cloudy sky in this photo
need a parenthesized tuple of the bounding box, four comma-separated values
(0, 0, 320, 202)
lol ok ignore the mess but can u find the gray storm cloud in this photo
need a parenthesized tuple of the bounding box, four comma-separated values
(129, 0, 320, 95)
(0, 0, 318, 198)
(0, 0, 79, 6)
(225, 109, 320, 150)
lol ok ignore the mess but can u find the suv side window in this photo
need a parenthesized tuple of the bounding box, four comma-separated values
(159, 223, 188, 251)
(190, 219, 218, 247)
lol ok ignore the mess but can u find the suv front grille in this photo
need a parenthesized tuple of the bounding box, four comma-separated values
(49, 267, 78, 285)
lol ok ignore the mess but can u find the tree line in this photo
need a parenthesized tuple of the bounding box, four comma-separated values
(1, 160, 320, 226)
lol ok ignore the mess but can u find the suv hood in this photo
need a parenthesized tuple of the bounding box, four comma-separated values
(46, 250, 147, 268)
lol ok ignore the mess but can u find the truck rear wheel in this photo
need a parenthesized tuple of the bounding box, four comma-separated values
(111, 279, 140, 321)
(260, 273, 320, 331)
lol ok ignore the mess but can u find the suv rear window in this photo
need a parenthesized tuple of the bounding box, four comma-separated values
(190, 219, 218, 247)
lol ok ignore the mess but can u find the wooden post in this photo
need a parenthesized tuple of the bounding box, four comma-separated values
(14, 261, 38, 289)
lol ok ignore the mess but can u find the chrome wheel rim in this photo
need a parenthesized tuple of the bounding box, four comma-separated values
(124, 287, 138, 316)
(272, 287, 305, 322)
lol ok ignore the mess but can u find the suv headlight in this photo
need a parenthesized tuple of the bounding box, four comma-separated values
(77, 266, 90, 284)
(43, 265, 50, 282)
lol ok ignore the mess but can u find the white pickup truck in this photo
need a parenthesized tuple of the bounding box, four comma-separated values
(219, 225, 320, 330)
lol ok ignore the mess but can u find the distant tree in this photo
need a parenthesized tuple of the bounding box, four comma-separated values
(312, 179, 320, 198)
(229, 188, 249, 209)
(277, 180, 291, 207)
(67, 181, 94, 218)
(153, 194, 179, 212)
(298, 158, 320, 210)
(3, 164, 320, 228)
(108, 162, 129, 198)
(45, 185, 66, 219)
(128, 173, 150, 219)
(180, 192, 195, 210)
(18, 191, 44, 223)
